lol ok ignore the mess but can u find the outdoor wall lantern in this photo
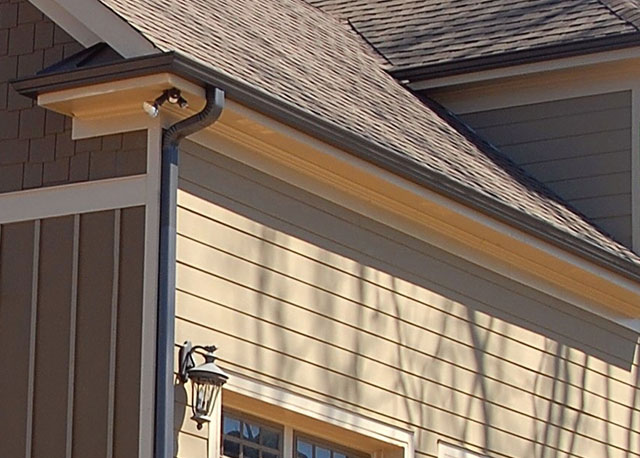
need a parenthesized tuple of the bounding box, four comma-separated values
(142, 87, 189, 118)
(178, 341, 229, 430)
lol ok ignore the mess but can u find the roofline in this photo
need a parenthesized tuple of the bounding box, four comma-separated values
(11, 51, 640, 283)
(391, 32, 640, 82)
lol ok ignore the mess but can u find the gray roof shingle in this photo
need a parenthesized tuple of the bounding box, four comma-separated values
(308, 0, 640, 74)
(98, 0, 640, 268)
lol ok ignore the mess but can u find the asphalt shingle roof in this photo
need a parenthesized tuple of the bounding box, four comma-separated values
(98, 0, 640, 266)
(308, 0, 640, 73)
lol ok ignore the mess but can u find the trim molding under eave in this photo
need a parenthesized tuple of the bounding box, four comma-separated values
(11, 51, 640, 288)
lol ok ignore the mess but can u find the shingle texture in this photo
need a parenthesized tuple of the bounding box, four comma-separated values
(0, 0, 146, 192)
(98, 0, 640, 265)
(308, 0, 640, 72)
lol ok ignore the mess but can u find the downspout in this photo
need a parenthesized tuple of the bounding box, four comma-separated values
(156, 85, 225, 458)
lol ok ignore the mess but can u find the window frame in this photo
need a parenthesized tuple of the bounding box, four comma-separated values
(221, 408, 285, 458)
(294, 432, 369, 458)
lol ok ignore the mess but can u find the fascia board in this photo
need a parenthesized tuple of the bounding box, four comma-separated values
(11, 52, 640, 307)
(30, 0, 157, 57)
(11, 52, 176, 98)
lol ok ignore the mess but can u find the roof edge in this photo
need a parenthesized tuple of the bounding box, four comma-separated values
(11, 51, 640, 284)
(11, 51, 176, 98)
(392, 32, 640, 82)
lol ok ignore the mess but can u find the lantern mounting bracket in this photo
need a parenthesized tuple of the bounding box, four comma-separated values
(178, 341, 218, 383)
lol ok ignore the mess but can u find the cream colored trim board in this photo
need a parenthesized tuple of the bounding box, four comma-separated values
(39, 73, 204, 110)
(410, 46, 640, 91)
(29, 0, 157, 57)
(0, 175, 146, 224)
(139, 125, 162, 458)
(226, 373, 415, 458)
(72, 113, 158, 140)
(431, 71, 636, 114)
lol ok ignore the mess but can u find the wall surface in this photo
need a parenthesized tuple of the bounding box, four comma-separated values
(458, 91, 632, 247)
(0, 0, 146, 191)
(0, 208, 145, 458)
(176, 140, 640, 458)
(0, 2, 152, 456)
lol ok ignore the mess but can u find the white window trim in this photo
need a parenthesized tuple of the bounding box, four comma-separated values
(222, 373, 415, 458)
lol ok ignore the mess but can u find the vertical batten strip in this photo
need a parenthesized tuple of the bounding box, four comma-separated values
(66, 215, 80, 458)
(107, 210, 122, 458)
(25, 220, 41, 458)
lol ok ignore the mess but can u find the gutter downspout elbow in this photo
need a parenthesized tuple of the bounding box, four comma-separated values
(156, 85, 224, 458)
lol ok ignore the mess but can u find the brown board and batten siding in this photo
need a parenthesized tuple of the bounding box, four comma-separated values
(458, 91, 632, 248)
(0, 207, 145, 458)
(176, 140, 640, 458)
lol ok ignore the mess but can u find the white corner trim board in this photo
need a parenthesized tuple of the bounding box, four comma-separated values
(29, 0, 157, 57)
(0, 174, 147, 224)
(227, 372, 415, 458)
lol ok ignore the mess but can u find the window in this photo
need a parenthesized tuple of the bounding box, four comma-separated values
(296, 435, 366, 458)
(222, 411, 283, 458)
(221, 410, 369, 458)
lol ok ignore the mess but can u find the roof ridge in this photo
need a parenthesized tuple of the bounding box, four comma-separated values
(346, 18, 394, 68)
(598, 0, 640, 31)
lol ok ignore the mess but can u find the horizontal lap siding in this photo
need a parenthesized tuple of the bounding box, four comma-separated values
(177, 141, 640, 458)
(460, 91, 632, 247)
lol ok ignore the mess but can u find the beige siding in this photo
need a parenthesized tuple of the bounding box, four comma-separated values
(459, 91, 632, 247)
(176, 141, 640, 458)
(0, 207, 146, 458)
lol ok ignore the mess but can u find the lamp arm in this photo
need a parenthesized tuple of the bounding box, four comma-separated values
(178, 341, 219, 382)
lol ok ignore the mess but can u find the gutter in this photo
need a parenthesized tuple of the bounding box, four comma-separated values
(11, 52, 640, 283)
(155, 85, 224, 458)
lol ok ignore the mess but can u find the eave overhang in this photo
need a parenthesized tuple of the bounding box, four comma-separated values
(11, 51, 640, 323)
(395, 32, 640, 86)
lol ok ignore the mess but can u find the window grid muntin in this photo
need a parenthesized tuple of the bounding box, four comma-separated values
(222, 410, 283, 458)
(295, 434, 367, 458)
